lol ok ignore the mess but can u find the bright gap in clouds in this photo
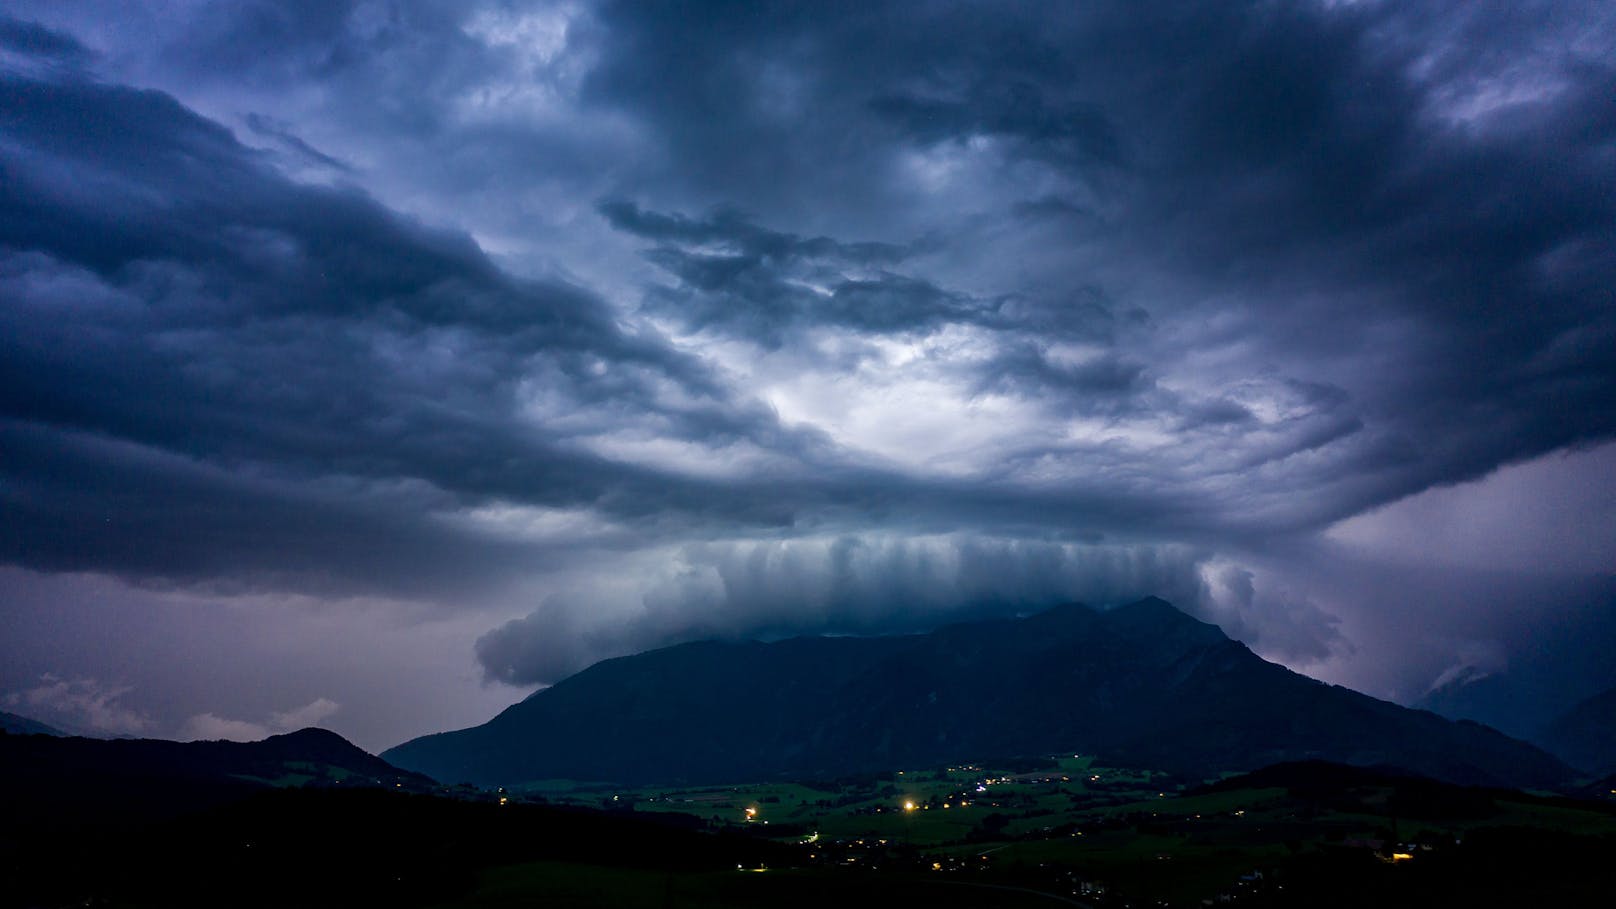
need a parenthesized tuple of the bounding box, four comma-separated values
(1326, 442, 1616, 576)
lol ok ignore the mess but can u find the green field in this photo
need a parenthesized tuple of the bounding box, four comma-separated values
(490, 755, 1616, 907)
(512, 754, 1188, 848)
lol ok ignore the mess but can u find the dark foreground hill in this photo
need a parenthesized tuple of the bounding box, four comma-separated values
(1195, 759, 1584, 821)
(1, 784, 786, 909)
(0, 726, 432, 832)
(0, 727, 796, 909)
(385, 598, 1570, 789)
(1539, 685, 1616, 776)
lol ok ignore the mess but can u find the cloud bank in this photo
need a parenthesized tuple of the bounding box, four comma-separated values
(0, 1, 1611, 743)
(180, 697, 340, 742)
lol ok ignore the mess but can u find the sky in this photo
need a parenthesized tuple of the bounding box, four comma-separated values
(1, 1, 1613, 752)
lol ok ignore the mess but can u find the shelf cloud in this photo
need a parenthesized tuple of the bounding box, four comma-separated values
(1, 1, 1612, 747)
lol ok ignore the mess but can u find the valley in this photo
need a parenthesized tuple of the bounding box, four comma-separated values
(467, 753, 1616, 907)
(9, 724, 1612, 909)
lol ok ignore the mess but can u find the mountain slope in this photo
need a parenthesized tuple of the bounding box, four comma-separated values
(1413, 592, 1616, 741)
(1540, 686, 1616, 776)
(0, 709, 63, 736)
(385, 599, 1570, 789)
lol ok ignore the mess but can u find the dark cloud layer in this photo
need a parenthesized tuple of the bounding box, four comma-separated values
(1, 2, 1612, 742)
(0, 52, 829, 593)
(600, 199, 957, 344)
(579, 0, 1615, 530)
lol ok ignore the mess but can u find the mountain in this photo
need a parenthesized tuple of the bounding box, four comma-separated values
(1414, 589, 1616, 741)
(384, 598, 1570, 790)
(0, 726, 435, 832)
(1540, 686, 1616, 776)
(0, 709, 63, 736)
(1418, 670, 1529, 736)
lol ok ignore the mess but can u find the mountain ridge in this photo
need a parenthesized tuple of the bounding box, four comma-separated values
(385, 599, 1571, 790)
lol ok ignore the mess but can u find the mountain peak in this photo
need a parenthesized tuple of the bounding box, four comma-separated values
(384, 595, 1569, 790)
(249, 727, 387, 766)
(267, 726, 350, 746)
(1100, 596, 1229, 646)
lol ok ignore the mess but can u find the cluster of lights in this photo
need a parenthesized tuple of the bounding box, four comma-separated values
(901, 797, 972, 811)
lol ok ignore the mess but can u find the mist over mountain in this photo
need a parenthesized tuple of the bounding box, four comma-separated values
(385, 599, 1568, 790)
(1415, 590, 1616, 741)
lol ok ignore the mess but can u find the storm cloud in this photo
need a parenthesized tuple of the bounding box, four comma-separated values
(476, 535, 1215, 685)
(1, 1, 1612, 746)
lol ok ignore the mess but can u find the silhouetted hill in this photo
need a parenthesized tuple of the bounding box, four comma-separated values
(385, 598, 1571, 789)
(1200, 759, 1432, 793)
(0, 726, 433, 833)
(1195, 760, 1516, 821)
(0, 710, 62, 736)
(0, 730, 789, 909)
(1541, 686, 1616, 776)
(2, 784, 787, 909)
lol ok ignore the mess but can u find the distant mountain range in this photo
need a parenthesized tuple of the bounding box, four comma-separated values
(1422, 673, 1616, 760)
(1415, 589, 1616, 743)
(384, 597, 1571, 790)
